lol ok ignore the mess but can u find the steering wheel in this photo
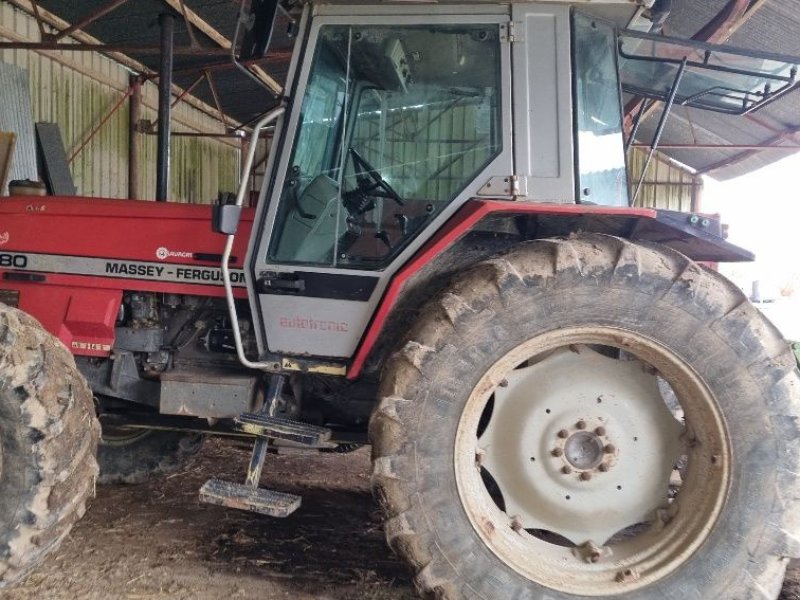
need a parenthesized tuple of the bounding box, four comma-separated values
(346, 147, 404, 211)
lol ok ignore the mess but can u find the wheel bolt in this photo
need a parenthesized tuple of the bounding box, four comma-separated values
(498, 379, 509, 388)
(576, 420, 587, 430)
(562, 466, 572, 475)
(590, 552, 600, 563)
(598, 463, 609, 472)
(604, 444, 616, 454)
(580, 472, 592, 481)
(557, 429, 569, 439)
(595, 426, 606, 436)
(551, 448, 563, 457)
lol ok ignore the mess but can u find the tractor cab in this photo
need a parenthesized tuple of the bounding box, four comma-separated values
(243, 3, 634, 362)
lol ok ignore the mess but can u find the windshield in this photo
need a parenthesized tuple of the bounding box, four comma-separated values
(268, 23, 502, 269)
(573, 13, 629, 207)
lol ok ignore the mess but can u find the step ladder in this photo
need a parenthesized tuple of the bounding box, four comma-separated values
(199, 374, 331, 517)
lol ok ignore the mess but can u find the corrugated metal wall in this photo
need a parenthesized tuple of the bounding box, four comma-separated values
(627, 148, 701, 212)
(0, 2, 240, 203)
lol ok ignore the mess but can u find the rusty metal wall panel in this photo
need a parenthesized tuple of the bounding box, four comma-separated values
(0, 62, 37, 193)
(0, 3, 240, 204)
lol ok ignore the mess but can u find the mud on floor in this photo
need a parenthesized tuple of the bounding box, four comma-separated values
(7, 437, 800, 599)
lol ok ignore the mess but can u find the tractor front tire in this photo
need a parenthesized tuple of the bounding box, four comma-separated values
(0, 304, 100, 588)
(371, 234, 800, 599)
(98, 428, 203, 484)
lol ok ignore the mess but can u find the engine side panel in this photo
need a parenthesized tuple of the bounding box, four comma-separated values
(0, 196, 254, 355)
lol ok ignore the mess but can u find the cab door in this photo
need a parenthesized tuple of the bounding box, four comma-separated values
(248, 7, 513, 360)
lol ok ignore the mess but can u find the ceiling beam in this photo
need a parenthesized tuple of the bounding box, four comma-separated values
(159, 0, 282, 95)
(4, 0, 241, 128)
(697, 124, 800, 175)
(48, 0, 131, 43)
(0, 40, 236, 55)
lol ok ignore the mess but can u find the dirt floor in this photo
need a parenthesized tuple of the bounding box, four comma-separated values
(7, 439, 414, 600)
(6, 436, 800, 600)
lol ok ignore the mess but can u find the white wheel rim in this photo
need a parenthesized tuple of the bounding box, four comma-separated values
(454, 327, 730, 596)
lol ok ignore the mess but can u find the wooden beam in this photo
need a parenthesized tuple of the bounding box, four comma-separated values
(160, 0, 282, 95)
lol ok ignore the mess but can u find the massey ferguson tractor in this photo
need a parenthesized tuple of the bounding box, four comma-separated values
(2, 0, 800, 597)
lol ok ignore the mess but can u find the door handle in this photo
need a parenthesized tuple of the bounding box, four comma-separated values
(257, 272, 306, 294)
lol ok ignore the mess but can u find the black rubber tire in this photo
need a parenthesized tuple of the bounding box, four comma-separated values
(370, 234, 800, 599)
(97, 429, 203, 484)
(0, 303, 100, 588)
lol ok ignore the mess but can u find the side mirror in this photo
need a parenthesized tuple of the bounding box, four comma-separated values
(212, 203, 243, 235)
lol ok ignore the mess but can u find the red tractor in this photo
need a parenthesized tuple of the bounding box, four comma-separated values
(2, 1, 800, 597)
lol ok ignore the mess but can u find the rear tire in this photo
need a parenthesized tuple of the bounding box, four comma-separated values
(370, 234, 800, 599)
(0, 303, 100, 588)
(98, 428, 203, 484)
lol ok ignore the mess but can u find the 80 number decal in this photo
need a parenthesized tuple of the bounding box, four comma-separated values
(0, 254, 27, 268)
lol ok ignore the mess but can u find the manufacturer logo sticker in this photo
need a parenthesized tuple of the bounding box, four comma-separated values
(0, 232, 8, 246)
(156, 246, 193, 260)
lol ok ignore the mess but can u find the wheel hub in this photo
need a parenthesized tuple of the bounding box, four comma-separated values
(479, 347, 685, 545)
(564, 431, 605, 471)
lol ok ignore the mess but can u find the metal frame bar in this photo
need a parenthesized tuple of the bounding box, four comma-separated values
(29, 0, 47, 39)
(631, 58, 688, 206)
(204, 70, 228, 129)
(171, 73, 204, 108)
(68, 87, 133, 163)
(143, 53, 288, 80)
(160, 0, 283, 94)
(156, 13, 175, 202)
(698, 124, 800, 174)
(618, 35, 799, 116)
(48, 0, 131, 42)
(633, 143, 800, 150)
(624, 0, 756, 128)
(625, 98, 652, 153)
(4, 0, 243, 131)
(0, 40, 234, 55)
(128, 75, 142, 199)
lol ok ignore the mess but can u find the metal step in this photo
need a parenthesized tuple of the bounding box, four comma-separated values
(234, 413, 332, 446)
(199, 478, 301, 518)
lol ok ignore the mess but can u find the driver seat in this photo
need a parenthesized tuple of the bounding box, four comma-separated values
(274, 174, 346, 263)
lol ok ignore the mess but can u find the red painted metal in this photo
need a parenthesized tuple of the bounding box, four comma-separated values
(345, 200, 656, 379)
(0, 195, 659, 373)
(0, 196, 254, 356)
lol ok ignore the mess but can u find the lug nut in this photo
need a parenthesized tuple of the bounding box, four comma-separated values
(576, 420, 587, 430)
(562, 466, 572, 475)
(590, 552, 600, 563)
(595, 426, 606, 436)
(580, 472, 592, 481)
(598, 463, 609, 472)
(557, 429, 569, 439)
(551, 448, 563, 457)
(604, 444, 616, 454)
(498, 379, 509, 388)
(510, 516, 523, 532)
(616, 568, 639, 583)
